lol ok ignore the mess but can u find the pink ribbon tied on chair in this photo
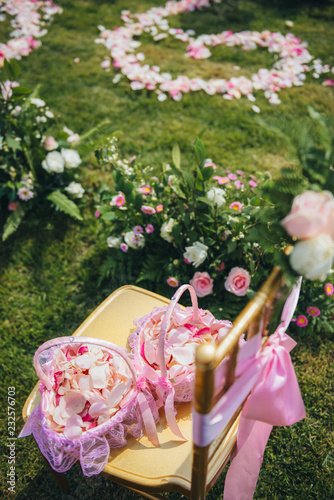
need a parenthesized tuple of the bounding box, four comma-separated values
(224, 279, 306, 500)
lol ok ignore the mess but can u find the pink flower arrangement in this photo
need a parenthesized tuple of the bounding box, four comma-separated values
(224, 267, 251, 296)
(190, 272, 213, 297)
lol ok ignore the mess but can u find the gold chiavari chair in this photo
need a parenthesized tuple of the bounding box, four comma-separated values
(21, 266, 302, 499)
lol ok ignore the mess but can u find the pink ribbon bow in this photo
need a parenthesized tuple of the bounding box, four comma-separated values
(223, 330, 306, 500)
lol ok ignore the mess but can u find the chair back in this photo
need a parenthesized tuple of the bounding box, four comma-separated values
(191, 267, 302, 499)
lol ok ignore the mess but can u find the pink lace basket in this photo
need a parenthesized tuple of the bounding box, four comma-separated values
(19, 336, 159, 476)
(128, 284, 232, 438)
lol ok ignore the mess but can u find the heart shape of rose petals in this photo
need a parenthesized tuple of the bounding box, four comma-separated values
(97, 0, 332, 106)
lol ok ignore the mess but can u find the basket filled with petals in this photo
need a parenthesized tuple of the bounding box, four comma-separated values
(19, 336, 159, 476)
(129, 284, 233, 438)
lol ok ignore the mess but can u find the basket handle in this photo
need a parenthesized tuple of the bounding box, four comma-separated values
(158, 284, 199, 378)
(33, 336, 138, 390)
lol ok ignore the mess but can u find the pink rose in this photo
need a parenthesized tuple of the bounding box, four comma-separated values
(281, 191, 334, 240)
(190, 272, 213, 298)
(224, 267, 250, 296)
(43, 136, 58, 151)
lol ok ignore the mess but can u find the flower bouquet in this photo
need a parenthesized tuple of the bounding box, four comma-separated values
(19, 336, 159, 476)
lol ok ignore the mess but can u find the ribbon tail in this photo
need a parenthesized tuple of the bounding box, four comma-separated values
(137, 392, 160, 447)
(18, 418, 33, 438)
(164, 389, 186, 441)
(224, 418, 273, 500)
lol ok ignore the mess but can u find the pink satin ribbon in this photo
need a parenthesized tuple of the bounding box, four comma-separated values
(224, 277, 305, 500)
(193, 279, 305, 499)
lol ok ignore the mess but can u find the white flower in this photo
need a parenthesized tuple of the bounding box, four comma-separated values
(43, 136, 58, 151)
(61, 149, 82, 168)
(30, 98, 46, 107)
(65, 182, 85, 199)
(207, 187, 226, 207)
(124, 231, 145, 249)
(184, 241, 208, 268)
(107, 236, 122, 248)
(45, 110, 54, 119)
(160, 218, 177, 242)
(67, 133, 80, 146)
(42, 151, 65, 173)
(289, 233, 334, 281)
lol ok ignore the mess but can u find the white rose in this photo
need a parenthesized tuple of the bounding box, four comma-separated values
(42, 151, 65, 173)
(107, 236, 122, 248)
(65, 181, 85, 199)
(67, 133, 80, 146)
(184, 241, 208, 268)
(160, 218, 176, 242)
(124, 230, 145, 249)
(289, 233, 334, 281)
(61, 148, 82, 168)
(207, 187, 226, 207)
(30, 98, 46, 107)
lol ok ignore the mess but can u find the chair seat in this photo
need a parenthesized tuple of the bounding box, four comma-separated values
(22, 286, 238, 497)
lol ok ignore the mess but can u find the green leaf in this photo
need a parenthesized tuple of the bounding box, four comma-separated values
(47, 191, 83, 221)
(2, 204, 26, 241)
(101, 211, 117, 221)
(172, 143, 181, 169)
(193, 138, 206, 166)
(4, 59, 20, 81)
(11, 85, 32, 98)
(183, 171, 194, 189)
(122, 181, 134, 196)
(196, 166, 204, 182)
(172, 223, 183, 246)
(6, 136, 22, 151)
(227, 240, 237, 253)
(197, 196, 213, 206)
(202, 166, 214, 181)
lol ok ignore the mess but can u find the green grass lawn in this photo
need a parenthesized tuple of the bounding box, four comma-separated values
(0, 0, 333, 498)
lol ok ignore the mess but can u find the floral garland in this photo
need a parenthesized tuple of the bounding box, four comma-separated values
(97, 0, 334, 106)
(0, 0, 63, 66)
